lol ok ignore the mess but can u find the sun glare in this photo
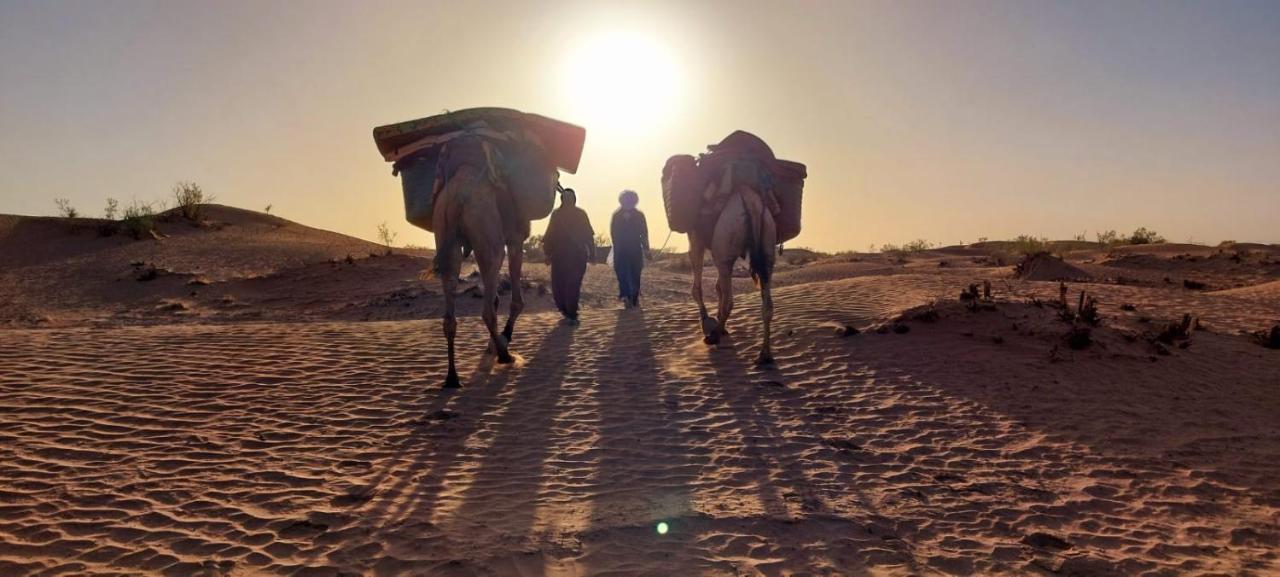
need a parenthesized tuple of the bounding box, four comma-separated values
(560, 31, 681, 139)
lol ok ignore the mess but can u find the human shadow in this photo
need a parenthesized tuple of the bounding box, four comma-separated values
(582, 309, 697, 569)
(690, 313, 924, 573)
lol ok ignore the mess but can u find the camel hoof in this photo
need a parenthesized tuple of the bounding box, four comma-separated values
(699, 316, 718, 339)
(443, 370, 461, 389)
(496, 352, 515, 364)
(755, 353, 776, 367)
(703, 332, 721, 345)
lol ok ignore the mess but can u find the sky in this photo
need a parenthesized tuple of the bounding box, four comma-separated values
(2, 0, 1278, 251)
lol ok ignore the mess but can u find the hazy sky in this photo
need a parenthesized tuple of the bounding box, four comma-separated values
(2, 0, 1277, 250)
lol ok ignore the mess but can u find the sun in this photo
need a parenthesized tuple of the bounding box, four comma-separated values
(560, 31, 681, 139)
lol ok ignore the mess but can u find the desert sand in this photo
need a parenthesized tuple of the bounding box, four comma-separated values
(2, 206, 1279, 576)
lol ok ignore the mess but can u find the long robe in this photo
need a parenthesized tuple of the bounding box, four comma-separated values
(610, 208, 649, 305)
(543, 205, 594, 319)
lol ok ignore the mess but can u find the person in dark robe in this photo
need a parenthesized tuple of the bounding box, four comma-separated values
(610, 189, 650, 309)
(541, 188, 595, 324)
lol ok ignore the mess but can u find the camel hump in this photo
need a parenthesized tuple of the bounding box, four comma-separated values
(707, 130, 775, 161)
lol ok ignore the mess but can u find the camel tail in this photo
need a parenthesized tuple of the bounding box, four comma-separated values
(749, 239, 771, 287)
(746, 192, 772, 287)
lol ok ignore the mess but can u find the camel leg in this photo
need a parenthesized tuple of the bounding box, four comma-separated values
(756, 280, 775, 366)
(502, 239, 525, 342)
(436, 237, 463, 388)
(477, 248, 513, 364)
(709, 260, 734, 344)
(689, 236, 717, 339)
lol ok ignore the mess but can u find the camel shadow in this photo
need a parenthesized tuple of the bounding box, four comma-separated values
(437, 322, 577, 561)
(346, 350, 516, 550)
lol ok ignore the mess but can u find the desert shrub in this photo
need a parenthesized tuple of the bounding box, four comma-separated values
(121, 199, 158, 239)
(523, 233, 545, 262)
(1095, 230, 1119, 248)
(1127, 227, 1164, 245)
(1072, 231, 1087, 242)
(264, 204, 273, 214)
(1010, 234, 1051, 256)
(781, 247, 824, 266)
(103, 197, 119, 220)
(377, 222, 398, 254)
(172, 181, 210, 221)
(880, 239, 932, 253)
(54, 198, 78, 218)
(902, 239, 933, 252)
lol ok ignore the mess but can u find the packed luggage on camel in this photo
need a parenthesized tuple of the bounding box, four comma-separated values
(373, 108, 586, 388)
(662, 131, 806, 366)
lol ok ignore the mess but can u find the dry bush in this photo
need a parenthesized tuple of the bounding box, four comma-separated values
(780, 247, 824, 266)
(54, 198, 78, 218)
(377, 222, 398, 255)
(1011, 234, 1051, 256)
(121, 199, 158, 239)
(522, 233, 545, 263)
(172, 181, 211, 221)
(1128, 227, 1165, 245)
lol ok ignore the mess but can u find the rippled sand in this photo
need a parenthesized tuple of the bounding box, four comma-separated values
(3, 272, 1278, 576)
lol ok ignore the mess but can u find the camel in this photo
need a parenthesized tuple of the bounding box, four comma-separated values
(687, 183, 778, 366)
(431, 139, 534, 388)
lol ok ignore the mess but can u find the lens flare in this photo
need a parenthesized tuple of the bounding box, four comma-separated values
(656, 521, 669, 535)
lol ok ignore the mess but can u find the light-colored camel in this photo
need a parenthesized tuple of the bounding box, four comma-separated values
(432, 163, 530, 388)
(688, 184, 778, 365)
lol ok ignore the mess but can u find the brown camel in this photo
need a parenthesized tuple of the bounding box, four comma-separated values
(688, 183, 778, 365)
(432, 151, 540, 388)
